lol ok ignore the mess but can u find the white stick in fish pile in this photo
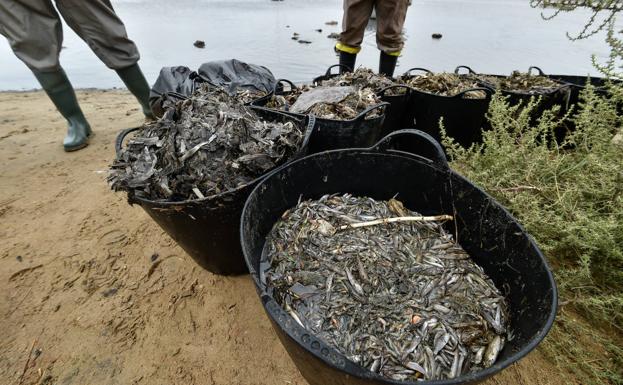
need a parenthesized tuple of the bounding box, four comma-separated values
(263, 194, 509, 382)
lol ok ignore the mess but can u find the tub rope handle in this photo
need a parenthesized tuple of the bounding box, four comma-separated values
(114, 126, 142, 156)
(377, 84, 411, 98)
(528, 66, 546, 76)
(403, 67, 433, 77)
(325, 64, 352, 76)
(312, 64, 352, 85)
(454, 65, 477, 75)
(372, 129, 448, 168)
(274, 78, 297, 94)
(453, 87, 493, 99)
(353, 102, 389, 124)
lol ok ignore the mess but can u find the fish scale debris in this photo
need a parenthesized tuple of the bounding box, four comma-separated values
(263, 194, 509, 381)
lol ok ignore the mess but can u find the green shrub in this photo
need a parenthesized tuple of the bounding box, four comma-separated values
(443, 85, 623, 384)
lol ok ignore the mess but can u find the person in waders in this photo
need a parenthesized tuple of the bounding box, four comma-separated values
(336, 0, 409, 78)
(0, 0, 154, 151)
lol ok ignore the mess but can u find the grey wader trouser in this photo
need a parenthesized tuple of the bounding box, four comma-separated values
(0, 0, 152, 151)
(0, 0, 140, 72)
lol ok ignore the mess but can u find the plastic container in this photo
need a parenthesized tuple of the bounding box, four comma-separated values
(308, 103, 389, 153)
(402, 67, 493, 147)
(465, 66, 571, 115)
(240, 129, 558, 385)
(377, 84, 413, 136)
(534, 67, 612, 112)
(251, 75, 389, 152)
(114, 111, 315, 275)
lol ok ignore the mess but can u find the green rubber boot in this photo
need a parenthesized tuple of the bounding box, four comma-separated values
(116, 64, 155, 120)
(33, 69, 91, 152)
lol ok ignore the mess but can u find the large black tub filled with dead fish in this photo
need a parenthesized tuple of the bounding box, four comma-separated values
(253, 67, 405, 152)
(313, 65, 412, 138)
(240, 129, 557, 385)
(462, 66, 571, 122)
(400, 68, 492, 148)
(110, 86, 313, 275)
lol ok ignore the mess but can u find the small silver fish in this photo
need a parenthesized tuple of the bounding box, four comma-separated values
(483, 335, 504, 368)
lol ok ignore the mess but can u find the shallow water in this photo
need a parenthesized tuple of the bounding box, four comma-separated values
(0, 0, 612, 90)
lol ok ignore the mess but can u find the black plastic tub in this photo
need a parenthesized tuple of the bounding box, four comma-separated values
(240, 129, 557, 385)
(313, 64, 411, 138)
(114, 111, 315, 275)
(462, 66, 571, 115)
(377, 84, 413, 136)
(545, 71, 611, 110)
(308, 103, 389, 153)
(251, 75, 389, 153)
(402, 67, 492, 147)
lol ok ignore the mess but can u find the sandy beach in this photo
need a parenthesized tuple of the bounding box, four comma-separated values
(0, 89, 572, 385)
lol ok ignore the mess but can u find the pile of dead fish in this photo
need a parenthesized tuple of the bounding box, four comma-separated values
(476, 71, 562, 94)
(400, 72, 487, 99)
(317, 68, 397, 92)
(109, 85, 305, 201)
(261, 68, 392, 120)
(263, 194, 509, 382)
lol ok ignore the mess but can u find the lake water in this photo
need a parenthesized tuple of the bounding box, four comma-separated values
(0, 0, 612, 90)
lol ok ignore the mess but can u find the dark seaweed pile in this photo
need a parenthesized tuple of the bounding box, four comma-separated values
(109, 87, 304, 201)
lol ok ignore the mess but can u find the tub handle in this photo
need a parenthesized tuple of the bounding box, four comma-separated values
(377, 84, 411, 98)
(325, 63, 352, 76)
(453, 87, 493, 99)
(372, 129, 448, 168)
(454, 65, 477, 75)
(115, 126, 142, 156)
(274, 78, 297, 94)
(528, 66, 545, 76)
(353, 102, 389, 123)
(403, 67, 433, 77)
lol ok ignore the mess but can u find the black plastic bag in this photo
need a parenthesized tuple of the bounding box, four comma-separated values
(149, 59, 277, 117)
